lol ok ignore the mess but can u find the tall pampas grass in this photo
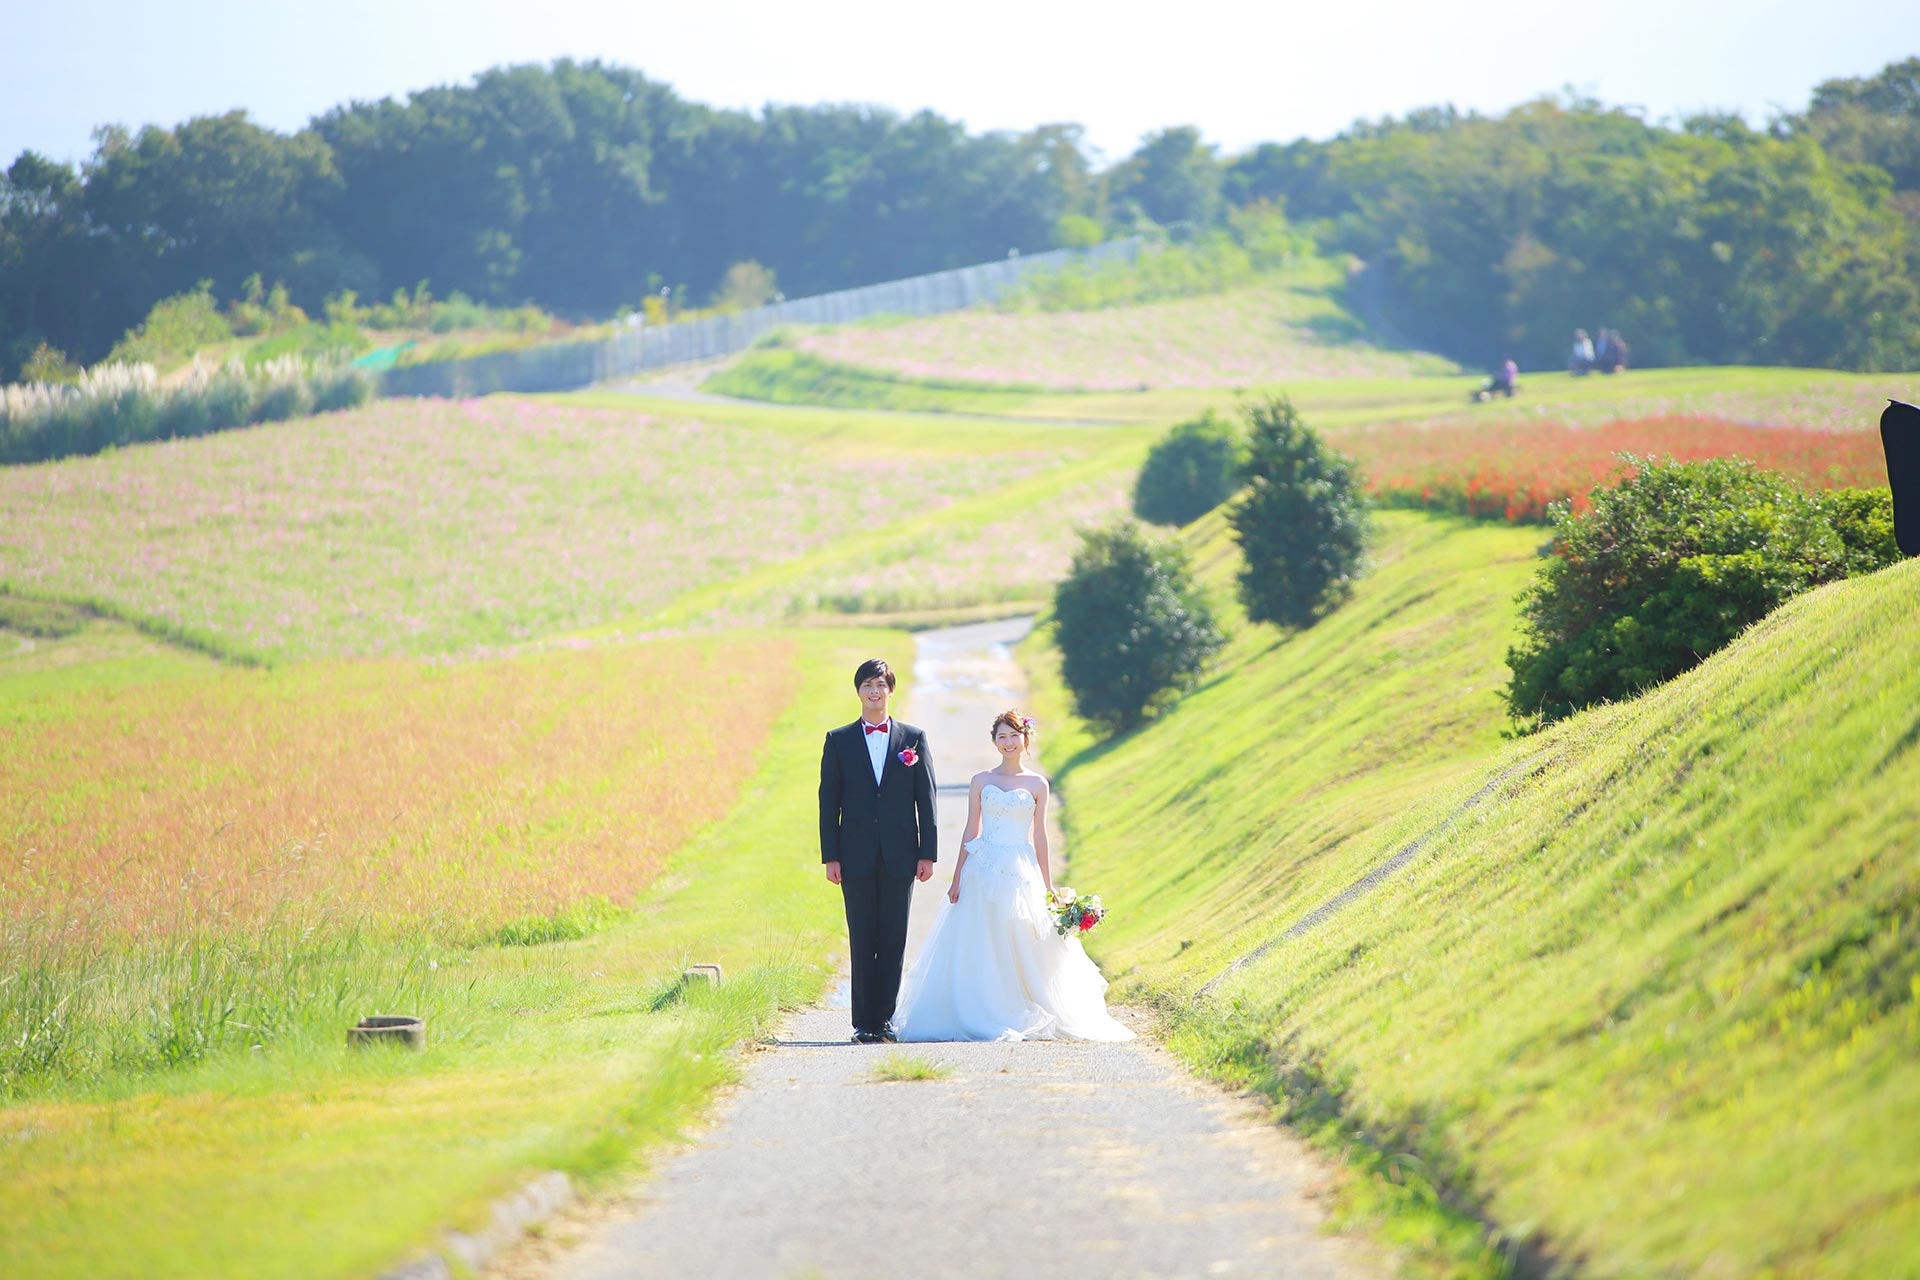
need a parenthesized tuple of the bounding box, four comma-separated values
(0, 356, 374, 466)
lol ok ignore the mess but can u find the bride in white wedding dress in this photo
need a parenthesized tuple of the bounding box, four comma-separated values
(894, 709, 1133, 1043)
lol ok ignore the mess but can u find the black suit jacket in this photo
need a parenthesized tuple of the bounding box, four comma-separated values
(818, 718, 937, 876)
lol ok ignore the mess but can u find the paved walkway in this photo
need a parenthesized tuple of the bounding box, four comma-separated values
(537, 619, 1378, 1280)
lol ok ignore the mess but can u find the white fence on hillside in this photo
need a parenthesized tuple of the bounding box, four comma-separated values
(380, 238, 1144, 398)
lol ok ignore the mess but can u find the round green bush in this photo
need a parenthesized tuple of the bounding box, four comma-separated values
(1505, 456, 1903, 724)
(1051, 521, 1226, 732)
(1228, 395, 1370, 626)
(1133, 409, 1246, 526)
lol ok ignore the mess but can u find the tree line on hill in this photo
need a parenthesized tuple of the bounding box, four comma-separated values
(3, 57, 1918, 381)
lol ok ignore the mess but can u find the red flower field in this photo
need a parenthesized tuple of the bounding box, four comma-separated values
(1331, 416, 1887, 523)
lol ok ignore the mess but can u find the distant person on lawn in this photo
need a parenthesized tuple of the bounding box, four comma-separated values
(1493, 357, 1519, 395)
(1571, 329, 1595, 375)
(1596, 327, 1629, 373)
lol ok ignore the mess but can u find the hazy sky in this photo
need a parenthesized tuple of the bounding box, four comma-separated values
(4, 0, 1914, 168)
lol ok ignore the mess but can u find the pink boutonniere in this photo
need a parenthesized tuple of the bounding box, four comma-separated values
(898, 747, 919, 767)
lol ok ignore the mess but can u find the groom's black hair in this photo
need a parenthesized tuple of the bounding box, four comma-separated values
(854, 658, 896, 691)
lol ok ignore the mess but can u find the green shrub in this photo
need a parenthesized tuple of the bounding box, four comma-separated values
(226, 275, 309, 337)
(495, 305, 556, 335)
(1229, 395, 1370, 627)
(709, 261, 779, 311)
(19, 344, 80, 385)
(356, 285, 554, 337)
(1052, 521, 1226, 732)
(1505, 457, 1903, 724)
(244, 320, 369, 365)
(1055, 214, 1105, 248)
(1134, 409, 1246, 526)
(364, 282, 435, 330)
(106, 282, 234, 366)
(428, 290, 489, 333)
(1818, 486, 1903, 572)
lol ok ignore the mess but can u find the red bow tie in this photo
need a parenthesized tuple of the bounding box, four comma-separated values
(863, 720, 890, 735)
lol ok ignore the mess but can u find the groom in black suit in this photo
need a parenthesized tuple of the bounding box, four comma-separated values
(819, 657, 936, 1043)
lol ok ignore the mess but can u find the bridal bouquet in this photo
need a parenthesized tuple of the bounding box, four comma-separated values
(1047, 887, 1106, 937)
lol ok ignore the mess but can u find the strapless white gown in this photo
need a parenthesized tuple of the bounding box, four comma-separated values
(894, 783, 1133, 1042)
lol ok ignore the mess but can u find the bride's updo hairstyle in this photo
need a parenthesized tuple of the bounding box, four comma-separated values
(990, 709, 1037, 756)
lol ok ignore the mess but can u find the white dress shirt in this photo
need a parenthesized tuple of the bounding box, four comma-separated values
(862, 717, 890, 786)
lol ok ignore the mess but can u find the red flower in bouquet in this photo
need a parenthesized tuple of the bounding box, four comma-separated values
(1051, 888, 1107, 937)
(898, 747, 919, 767)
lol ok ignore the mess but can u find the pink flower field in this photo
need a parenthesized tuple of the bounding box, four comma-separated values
(1, 633, 795, 940)
(0, 396, 1068, 658)
(1333, 415, 1889, 524)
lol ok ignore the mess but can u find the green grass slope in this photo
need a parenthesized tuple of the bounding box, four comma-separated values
(1028, 510, 1548, 979)
(1022, 510, 1920, 1277)
(705, 340, 1900, 448)
(1009, 364, 1904, 432)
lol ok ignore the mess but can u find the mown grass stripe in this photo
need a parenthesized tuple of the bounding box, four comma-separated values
(1197, 751, 1554, 996)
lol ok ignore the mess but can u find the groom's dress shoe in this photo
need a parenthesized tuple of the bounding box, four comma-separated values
(878, 1025, 900, 1043)
(851, 1029, 883, 1044)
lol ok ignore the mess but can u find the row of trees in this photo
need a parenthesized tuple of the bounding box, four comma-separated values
(5, 58, 1919, 379)
(1055, 398, 1369, 730)
(1229, 60, 1920, 372)
(0, 63, 1111, 379)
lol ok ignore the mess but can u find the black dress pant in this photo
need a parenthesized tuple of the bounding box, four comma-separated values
(840, 871, 915, 1033)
